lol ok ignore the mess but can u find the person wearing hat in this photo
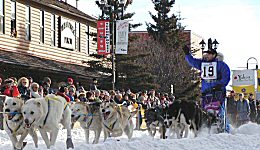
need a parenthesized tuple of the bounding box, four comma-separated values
(183, 38, 231, 132)
(248, 93, 257, 122)
(2, 78, 20, 97)
(78, 90, 87, 102)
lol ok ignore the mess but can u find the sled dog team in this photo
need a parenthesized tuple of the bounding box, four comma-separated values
(2, 95, 136, 149)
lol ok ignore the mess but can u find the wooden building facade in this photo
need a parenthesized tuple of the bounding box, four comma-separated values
(0, 0, 98, 86)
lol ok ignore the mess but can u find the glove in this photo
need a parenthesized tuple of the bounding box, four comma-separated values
(182, 45, 190, 55)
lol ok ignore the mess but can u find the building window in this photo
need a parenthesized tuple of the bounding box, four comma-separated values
(51, 14, 55, 46)
(86, 25, 89, 54)
(10, 0, 16, 37)
(40, 10, 44, 43)
(25, 5, 31, 40)
(0, 0, 4, 34)
(76, 22, 80, 51)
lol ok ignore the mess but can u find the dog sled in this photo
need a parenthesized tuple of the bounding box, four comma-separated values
(201, 91, 229, 133)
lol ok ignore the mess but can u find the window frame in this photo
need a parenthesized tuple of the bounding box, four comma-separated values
(86, 25, 90, 54)
(51, 14, 55, 46)
(25, 5, 31, 41)
(10, 0, 16, 37)
(0, 0, 4, 34)
(76, 22, 80, 51)
(40, 10, 44, 43)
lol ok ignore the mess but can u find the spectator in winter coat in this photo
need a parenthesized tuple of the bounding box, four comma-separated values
(93, 90, 102, 103)
(2, 78, 20, 97)
(30, 82, 43, 98)
(248, 93, 257, 122)
(17, 77, 31, 101)
(236, 93, 250, 126)
(57, 86, 70, 102)
(78, 91, 87, 102)
(227, 90, 237, 126)
(42, 77, 54, 96)
(67, 87, 76, 102)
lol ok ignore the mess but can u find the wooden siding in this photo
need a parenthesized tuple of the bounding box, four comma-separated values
(0, 0, 97, 66)
(89, 25, 97, 54)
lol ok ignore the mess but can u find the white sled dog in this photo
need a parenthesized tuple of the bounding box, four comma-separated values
(3, 96, 38, 150)
(100, 101, 136, 141)
(71, 102, 102, 144)
(22, 94, 74, 149)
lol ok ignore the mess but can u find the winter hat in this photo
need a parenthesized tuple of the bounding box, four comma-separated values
(67, 78, 73, 84)
(104, 91, 110, 97)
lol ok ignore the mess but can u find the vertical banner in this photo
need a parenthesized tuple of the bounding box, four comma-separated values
(257, 70, 260, 91)
(97, 20, 110, 55)
(232, 69, 255, 86)
(115, 20, 129, 54)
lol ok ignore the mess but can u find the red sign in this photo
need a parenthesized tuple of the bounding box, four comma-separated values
(97, 20, 110, 55)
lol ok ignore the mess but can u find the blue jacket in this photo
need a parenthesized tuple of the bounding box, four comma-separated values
(185, 54, 230, 93)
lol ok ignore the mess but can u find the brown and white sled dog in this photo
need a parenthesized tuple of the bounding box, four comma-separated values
(21, 94, 74, 149)
(3, 96, 38, 150)
(70, 102, 102, 144)
(100, 101, 136, 141)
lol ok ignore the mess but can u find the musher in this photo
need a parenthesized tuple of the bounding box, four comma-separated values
(182, 38, 231, 132)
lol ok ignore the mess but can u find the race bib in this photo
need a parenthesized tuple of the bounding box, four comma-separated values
(201, 62, 217, 80)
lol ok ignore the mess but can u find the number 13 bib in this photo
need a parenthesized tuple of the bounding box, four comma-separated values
(201, 62, 217, 80)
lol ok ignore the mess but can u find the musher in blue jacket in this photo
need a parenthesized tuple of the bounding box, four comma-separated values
(183, 38, 231, 132)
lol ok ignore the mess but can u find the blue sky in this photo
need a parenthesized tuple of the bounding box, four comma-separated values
(75, 0, 260, 72)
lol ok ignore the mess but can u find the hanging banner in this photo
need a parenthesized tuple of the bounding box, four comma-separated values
(115, 20, 129, 54)
(257, 70, 260, 91)
(232, 69, 255, 86)
(232, 85, 255, 99)
(97, 20, 110, 55)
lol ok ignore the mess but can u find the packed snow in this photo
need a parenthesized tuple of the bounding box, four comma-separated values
(1, 122, 260, 150)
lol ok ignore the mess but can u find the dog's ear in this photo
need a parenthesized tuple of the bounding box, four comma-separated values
(34, 101, 41, 107)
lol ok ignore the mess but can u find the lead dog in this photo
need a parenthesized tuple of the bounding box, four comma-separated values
(144, 106, 166, 139)
(3, 96, 38, 150)
(22, 94, 74, 149)
(71, 102, 102, 144)
(100, 101, 136, 141)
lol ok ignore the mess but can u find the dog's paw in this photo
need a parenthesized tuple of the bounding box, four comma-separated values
(15, 141, 27, 150)
(66, 138, 74, 149)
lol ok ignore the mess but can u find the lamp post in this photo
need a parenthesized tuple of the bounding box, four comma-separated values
(96, 0, 126, 90)
(247, 57, 258, 70)
(199, 38, 219, 52)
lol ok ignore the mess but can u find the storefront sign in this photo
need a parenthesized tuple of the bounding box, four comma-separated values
(60, 17, 76, 50)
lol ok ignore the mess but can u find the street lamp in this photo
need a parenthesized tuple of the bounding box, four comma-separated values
(96, 0, 127, 90)
(199, 39, 206, 51)
(247, 57, 258, 69)
(212, 39, 219, 50)
(199, 38, 219, 52)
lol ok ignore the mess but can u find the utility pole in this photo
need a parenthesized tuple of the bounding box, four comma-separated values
(96, 0, 126, 91)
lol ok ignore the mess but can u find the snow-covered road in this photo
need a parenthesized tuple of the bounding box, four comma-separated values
(1, 122, 260, 150)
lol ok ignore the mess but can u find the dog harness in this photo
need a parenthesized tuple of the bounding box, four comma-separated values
(42, 96, 69, 126)
(103, 119, 118, 132)
(5, 117, 23, 134)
